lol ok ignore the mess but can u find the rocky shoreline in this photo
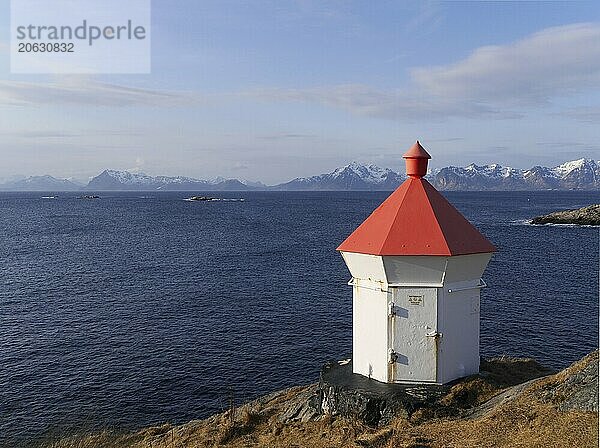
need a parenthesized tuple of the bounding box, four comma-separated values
(531, 204, 600, 225)
(40, 351, 599, 448)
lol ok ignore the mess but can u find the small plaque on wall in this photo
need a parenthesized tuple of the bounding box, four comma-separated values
(408, 295, 424, 306)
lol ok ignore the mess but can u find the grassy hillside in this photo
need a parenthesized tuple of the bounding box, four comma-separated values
(41, 352, 598, 448)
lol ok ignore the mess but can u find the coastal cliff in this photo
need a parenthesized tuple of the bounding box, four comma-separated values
(42, 351, 599, 448)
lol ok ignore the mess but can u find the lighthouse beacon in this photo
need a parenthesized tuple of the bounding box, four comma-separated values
(337, 141, 496, 385)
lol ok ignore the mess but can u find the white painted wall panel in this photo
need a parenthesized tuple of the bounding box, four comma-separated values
(383, 256, 447, 286)
(353, 285, 389, 382)
(437, 288, 480, 384)
(444, 253, 492, 285)
(341, 252, 387, 283)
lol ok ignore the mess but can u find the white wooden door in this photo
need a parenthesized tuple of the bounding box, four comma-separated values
(390, 288, 438, 383)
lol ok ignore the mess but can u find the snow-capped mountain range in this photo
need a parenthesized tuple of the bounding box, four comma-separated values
(85, 169, 250, 191)
(434, 158, 600, 190)
(275, 158, 600, 191)
(273, 162, 405, 191)
(0, 159, 598, 191)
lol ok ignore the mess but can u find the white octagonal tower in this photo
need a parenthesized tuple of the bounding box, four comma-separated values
(337, 141, 496, 385)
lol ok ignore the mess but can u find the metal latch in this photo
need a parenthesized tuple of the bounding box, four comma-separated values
(426, 331, 443, 339)
(388, 348, 398, 364)
(388, 302, 396, 316)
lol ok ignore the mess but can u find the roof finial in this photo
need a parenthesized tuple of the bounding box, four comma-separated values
(402, 140, 431, 178)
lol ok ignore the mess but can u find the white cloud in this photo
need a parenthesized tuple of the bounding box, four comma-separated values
(412, 23, 600, 106)
(0, 77, 200, 107)
(126, 156, 146, 173)
(249, 23, 600, 121)
(247, 84, 519, 121)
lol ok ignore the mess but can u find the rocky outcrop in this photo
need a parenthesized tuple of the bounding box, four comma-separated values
(536, 351, 599, 412)
(296, 356, 556, 426)
(276, 386, 321, 423)
(531, 204, 600, 225)
(314, 360, 449, 426)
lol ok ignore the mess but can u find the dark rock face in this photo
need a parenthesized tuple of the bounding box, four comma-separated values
(557, 357, 599, 412)
(317, 360, 449, 426)
(276, 386, 321, 423)
(531, 204, 600, 225)
(278, 356, 556, 426)
(523, 166, 561, 190)
(276, 360, 451, 426)
(537, 351, 599, 412)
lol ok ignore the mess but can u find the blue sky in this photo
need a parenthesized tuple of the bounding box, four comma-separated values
(0, 0, 599, 184)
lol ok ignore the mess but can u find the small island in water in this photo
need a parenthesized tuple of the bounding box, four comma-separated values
(185, 196, 219, 201)
(531, 204, 600, 226)
(78, 195, 101, 200)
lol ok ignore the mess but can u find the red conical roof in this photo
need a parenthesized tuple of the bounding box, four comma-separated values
(337, 145, 496, 256)
(403, 141, 431, 159)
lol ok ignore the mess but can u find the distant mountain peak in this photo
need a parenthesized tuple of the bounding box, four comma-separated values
(0, 174, 80, 191)
(276, 162, 405, 191)
(331, 161, 396, 184)
(86, 169, 252, 191)
(552, 158, 594, 175)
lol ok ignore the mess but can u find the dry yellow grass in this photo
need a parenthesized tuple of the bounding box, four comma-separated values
(38, 354, 598, 448)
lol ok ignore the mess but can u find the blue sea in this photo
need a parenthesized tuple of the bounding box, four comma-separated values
(0, 190, 598, 446)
